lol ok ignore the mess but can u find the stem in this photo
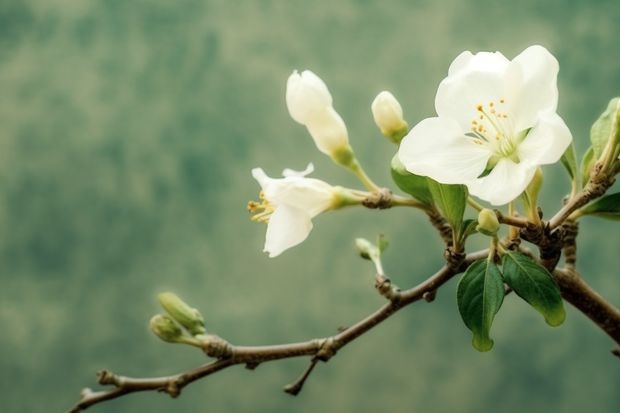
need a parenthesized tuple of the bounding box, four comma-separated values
(348, 158, 381, 192)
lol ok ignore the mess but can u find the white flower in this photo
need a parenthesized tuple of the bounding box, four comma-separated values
(286, 70, 350, 156)
(249, 163, 337, 257)
(371, 91, 408, 139)
(398, 45, 572, 205)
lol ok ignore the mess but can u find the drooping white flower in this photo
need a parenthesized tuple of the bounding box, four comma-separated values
(249, 163, 337, 257)
(371, 91, 408, 141)
(286, 70, 350, 157)
(398, 45, 572, 205)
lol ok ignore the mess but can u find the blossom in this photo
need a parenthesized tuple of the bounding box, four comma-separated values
(249, 163, 337, 257)
(371, 91, 408, 141)
(286, 70, 350, 157)
(398, 45, 572, 205)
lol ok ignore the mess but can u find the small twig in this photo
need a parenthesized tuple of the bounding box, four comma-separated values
(69, 250, 481, 412)
(496, 211, 530, 228)
(284, 358, 320, 396)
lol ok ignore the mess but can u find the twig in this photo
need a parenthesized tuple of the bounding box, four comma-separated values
(69, 250, 487, 412)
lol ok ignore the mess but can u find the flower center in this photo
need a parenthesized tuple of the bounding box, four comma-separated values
(468, 99, 521, 164)
(247, 191, 274, 223)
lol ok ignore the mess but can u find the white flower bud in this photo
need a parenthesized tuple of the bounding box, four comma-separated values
(476, 208, 500, 236)
(286, 70, 332, 125)
(371, 91, 408, 143)
(286, 70, 351, 158)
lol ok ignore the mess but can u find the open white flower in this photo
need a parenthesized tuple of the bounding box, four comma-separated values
(249, 163, 337, 257)
(398, 45, 572, 205)
(286, 70, 350, 157)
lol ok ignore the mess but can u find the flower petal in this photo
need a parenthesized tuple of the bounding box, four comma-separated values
(286, 70, 333, 125)
(282, 163, 314, 178)
(510, 45, 560, 131)
(398, 117, 491, 184)
(305, 107, 349, 155)
(468, 159, 536, 205)
(518, 112, 572, 166)
(436, 51, 511, 129)
(264, 206, 313, 257)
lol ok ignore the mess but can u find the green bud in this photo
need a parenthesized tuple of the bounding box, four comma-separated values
(149, 314, 184, 343)
(355, 238, 378, 260)
(476, 209, 500, 236)
(157, 292, 206, 336)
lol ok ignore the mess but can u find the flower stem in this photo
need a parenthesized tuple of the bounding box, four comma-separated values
(347, 158, 381, 192)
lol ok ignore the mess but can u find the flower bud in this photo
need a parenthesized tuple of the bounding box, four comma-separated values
(157, 292, 206, 336)
(476, 208, 500, 236)
(286, 70, 333, 125)
(149, 314, 184, 343)
(286, 70, 351, 159)
(305, 107, 350, 157)
(371, 91, 408, 143)
(355, 238, 377, 260)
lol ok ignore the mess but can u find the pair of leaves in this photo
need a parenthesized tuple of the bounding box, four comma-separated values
(457, 252, 565, 352)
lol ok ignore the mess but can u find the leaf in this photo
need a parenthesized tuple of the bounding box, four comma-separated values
(579, 193, 620, 220)
(590, 97, 620, 159)
(426, 178, 468, 231)
(580, 146, 595, 188)
(457, 260, 505, 352)
(560, 142, 577, 181)
(459, 218, 479, 244)
(501, 252, 566, 327)
(390, 154, 433, 205)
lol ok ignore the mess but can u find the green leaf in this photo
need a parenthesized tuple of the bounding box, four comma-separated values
(579, 193, 620, 220)
(560, 142, 577, 181)
(590, 97, 620, 159)
(580, 146, 595, 188)
(501, 252, 566, 327)
(459, 218, 479, 243)
(426, 178, 468, 231)
(390, 154, 433, 205)
(457, 260, 505, 352)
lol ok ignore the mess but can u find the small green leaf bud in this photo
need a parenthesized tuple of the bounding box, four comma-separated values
(157, 292, 206, 336)
(476, 208, 500, 236)
(149, 314, 184, 343)
(355, 238, 376, 260)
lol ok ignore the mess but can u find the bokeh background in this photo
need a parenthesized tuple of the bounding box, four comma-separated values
(1, 1, 619, 412)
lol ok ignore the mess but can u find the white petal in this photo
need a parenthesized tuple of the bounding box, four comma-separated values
(282, 163, 314, 178)
(266, 177, 334, 217)
(264, 206, 313, 257)
(518, 112, 572, 166)
(251, 167, 271, 189)
(510, 45, 559, 131)
(398, 117, 491, 184)
(286, 70, 333, 125)
(435, 68, 511, 130)
(468, 159, 536, 205)
(305, 107, 349, 155)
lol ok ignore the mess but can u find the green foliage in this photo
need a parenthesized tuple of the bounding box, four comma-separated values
(502, 252, 566, 327)
(426, 179, 468, 232)
(579, 193, 620, 220)
(560, 142, 578, 182)
(457, 260, 505, 352)
(590, 97, 620, 159)
(580, 146, 595, 188)
(390, 154, 433, 205)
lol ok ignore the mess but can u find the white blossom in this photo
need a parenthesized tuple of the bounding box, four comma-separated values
(398, 45, 572, 205)
(249, 163, 337, 257)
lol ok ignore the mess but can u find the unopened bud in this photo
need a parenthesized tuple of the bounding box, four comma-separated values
(286, 70, 333, 125)
(157, 292, 206, 336)
(476, 209, 500, 236)
(355, 238, 379, 261)
(149, 314, 184, 343)
(371, 91, 408, 143)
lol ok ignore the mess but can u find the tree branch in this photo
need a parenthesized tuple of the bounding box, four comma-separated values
(69, 250, 488, 412)
(553, 267, 620, 346)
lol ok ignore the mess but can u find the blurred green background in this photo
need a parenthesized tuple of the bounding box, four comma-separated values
(1, 1, 619, 412)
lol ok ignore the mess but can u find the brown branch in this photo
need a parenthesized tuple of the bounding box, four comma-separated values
(548, 162, 615, 230)
(69, 250, 487, 412)
(553, 268, 620, 346)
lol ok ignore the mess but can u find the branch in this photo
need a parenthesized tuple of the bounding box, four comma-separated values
(554, 267, 620, 347)
(69, 250, 487, 412)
